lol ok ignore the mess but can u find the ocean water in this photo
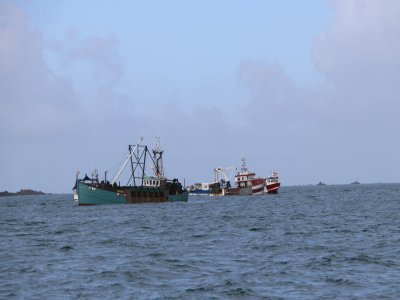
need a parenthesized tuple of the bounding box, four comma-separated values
(0, 184, 399, 299)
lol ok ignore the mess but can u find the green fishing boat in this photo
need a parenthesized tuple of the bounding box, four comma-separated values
(75, 137, 188, 205)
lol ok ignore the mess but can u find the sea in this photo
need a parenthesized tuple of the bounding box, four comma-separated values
(0, 184, 399, 299)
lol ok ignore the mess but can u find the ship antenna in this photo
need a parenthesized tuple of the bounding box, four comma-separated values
(152, 136, 164, 177)
(241, 156, 248, 172)
(154, 136, 161, 152)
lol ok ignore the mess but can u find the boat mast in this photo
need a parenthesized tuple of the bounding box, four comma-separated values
(152, 137, 164, 178)
(240, 156, 248, 172)
(111, 136, 143, 185)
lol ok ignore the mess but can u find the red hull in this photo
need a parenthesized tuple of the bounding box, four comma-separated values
(266, 182, 280, 194)
(252, 178, 265, 195)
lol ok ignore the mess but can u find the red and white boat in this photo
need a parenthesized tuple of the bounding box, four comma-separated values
(234, 158, 265, 195)
(251, 178, 266, 195)
(264, 170, 280, 194)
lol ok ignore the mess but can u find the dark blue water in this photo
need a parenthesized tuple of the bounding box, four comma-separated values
(1, 184, 399, 299)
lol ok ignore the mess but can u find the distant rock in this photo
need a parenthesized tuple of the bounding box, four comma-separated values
(317, 182, 326, 186)
(351, 181, 361, 184)
(0, 189, 47, 197)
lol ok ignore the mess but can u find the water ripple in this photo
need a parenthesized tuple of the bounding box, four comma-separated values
(0, 185, 399, 298)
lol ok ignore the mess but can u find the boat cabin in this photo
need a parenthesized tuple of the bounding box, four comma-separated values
(266, 171, 279, 184)
(235, 172, 255, 188)
(143, 176, 162, 187)
(266, 176, 279, 184)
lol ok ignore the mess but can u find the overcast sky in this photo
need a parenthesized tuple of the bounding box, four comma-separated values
(1, 0, 399, 193)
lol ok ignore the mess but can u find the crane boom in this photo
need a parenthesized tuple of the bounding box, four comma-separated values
(111, 136, 143, 184)
(214, 166, 236, 183)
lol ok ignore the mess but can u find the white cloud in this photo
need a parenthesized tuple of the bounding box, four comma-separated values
(48, 31, 123, 86)
(313, 0, 400, 84)
(0, 3, 79, 143)
(311, 0, 400, 129)
(235, 1, 400, 184)
(0, 3, 135, 192)
(238, 0, 400, 129)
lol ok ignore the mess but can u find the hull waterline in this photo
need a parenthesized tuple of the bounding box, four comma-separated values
(77, 181, 188, 205)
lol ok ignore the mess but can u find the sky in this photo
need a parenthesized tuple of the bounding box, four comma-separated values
(1, 0, 400, 193)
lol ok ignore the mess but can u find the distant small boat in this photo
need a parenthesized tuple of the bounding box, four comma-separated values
(264, 170, 281, 193)
(351, 181, 360, 184)
(187, 182, 211, 196)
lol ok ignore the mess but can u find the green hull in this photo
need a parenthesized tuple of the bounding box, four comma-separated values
(77, 181, 188, 205)
(77, 181, 126, 205)
(168, 192, 189, 202)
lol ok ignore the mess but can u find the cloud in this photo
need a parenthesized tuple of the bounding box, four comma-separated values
(0, 3, 134, 192)
(237, 1, 400, 131)
(236, 60, 295, 106)
(313, 0, 400, 86)
(312, 0, 400, 127)
(0, 3, 236, 191)
(48, 30, 123, 86)
(235, 60, 326, 132)
(0, 3, 79, 143)
(0, 3, 131, 143)
(235, 1, 400, 184)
